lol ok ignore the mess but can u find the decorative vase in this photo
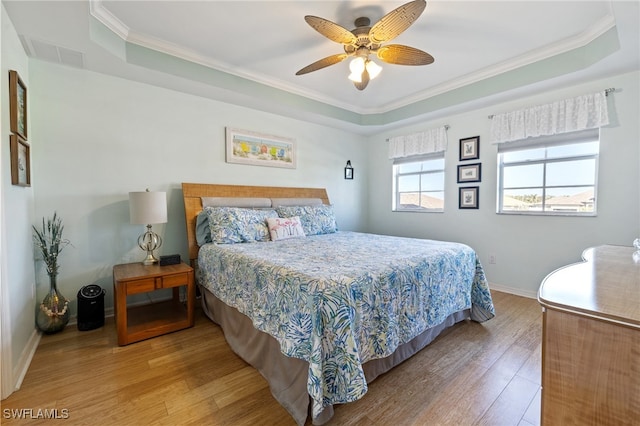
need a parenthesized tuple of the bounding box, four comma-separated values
(36, 274, 70, 334)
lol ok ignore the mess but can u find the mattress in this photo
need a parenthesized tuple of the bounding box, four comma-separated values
(198, 231, 495, 422)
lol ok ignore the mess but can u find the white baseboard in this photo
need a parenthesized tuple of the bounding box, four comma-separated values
(13, 329, 41, 391)
(488, 282, 538, 299)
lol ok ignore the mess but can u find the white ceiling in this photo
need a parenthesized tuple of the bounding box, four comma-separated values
(3, 1, 639, 134)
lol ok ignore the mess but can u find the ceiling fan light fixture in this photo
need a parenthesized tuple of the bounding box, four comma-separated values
(349, 57, 365, 73)
(348, 56, 365, 82)
(348, 57, 381, 85)
(366, 60, 382, 80)
(354, 68, 370, 91)
(348, 72, 362, 83)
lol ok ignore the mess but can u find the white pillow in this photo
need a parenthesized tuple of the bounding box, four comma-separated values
(267, 216, 306, 241)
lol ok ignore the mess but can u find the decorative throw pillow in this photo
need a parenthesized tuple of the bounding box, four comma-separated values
(267, 216, 306, 241)
(275, 204, 338, 236)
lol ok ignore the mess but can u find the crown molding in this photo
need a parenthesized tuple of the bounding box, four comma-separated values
(89, 1, 617, 117)
(89, 0, 130, 41)
(376, 14, 617, 113)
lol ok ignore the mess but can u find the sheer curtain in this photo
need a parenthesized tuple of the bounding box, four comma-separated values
(490, 91, 610, 144)
(388, 126, 448, 159)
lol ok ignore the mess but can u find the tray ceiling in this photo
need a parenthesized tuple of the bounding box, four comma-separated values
(4, 1, 639, 133)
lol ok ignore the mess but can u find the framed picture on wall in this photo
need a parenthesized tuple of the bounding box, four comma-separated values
(459, 186, 479, 209)
(10, 134, 31, 187)
(344, 160, 353, 179)
(225, 127, 296, 169)
(459, 136, 479, 161)
(9, 70, 28, 140)
(457, 163, 481, 183)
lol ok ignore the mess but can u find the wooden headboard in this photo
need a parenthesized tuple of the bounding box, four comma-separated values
(182, 183, 330, 265)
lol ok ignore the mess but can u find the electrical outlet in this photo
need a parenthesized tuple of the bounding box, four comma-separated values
(489, 254, 496, 264)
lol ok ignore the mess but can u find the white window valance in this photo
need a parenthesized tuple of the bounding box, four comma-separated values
(489, 91, 610, 144)
(388, 126, 448, 159)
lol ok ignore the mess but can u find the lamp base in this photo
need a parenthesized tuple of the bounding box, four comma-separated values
(137, 225, 162, 266)
(141, 252, 159, 266)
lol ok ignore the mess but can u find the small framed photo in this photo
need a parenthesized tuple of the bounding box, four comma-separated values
(459, 136, 479, 161)
(344, 167, 353, 179)
(344, 160, 353, 179)
(10, 134, 31, 187)
(457, 163, 481, 183)
(459, 186, 479, 209)
(9, 70, 28, 140)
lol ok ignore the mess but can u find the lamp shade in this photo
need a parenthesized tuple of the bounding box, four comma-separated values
(129, 191, 167, 225)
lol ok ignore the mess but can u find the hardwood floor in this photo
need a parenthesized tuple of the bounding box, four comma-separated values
(1, 291, 542, 425)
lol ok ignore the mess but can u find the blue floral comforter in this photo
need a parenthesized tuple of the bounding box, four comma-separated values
(198, 231, 495, 419)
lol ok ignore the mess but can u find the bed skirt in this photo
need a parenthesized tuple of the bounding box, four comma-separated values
(200, 285, 470, 425)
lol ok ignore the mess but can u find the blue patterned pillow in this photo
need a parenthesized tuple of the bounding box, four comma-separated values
(196, 210, 212, 246)
(275, 204, 338, 236)
(204, 207, 277, 244)
(238, 208, 279, 242)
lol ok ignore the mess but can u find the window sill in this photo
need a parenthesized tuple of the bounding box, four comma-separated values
(497, 211, 597, 217)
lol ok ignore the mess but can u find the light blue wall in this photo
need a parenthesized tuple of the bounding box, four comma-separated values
(1, 4, 36, 390)
(28, 59, 368, 316)
(366, 71, 640, 297)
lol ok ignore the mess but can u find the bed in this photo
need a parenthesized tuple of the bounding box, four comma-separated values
(182, 183, 495, 425)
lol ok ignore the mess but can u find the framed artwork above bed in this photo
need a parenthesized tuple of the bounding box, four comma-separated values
(225, 127, 296, 169)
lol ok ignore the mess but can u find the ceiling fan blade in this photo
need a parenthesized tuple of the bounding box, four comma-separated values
(377, 44, 434, 65)
(304, 16, 358, 45)
(296, 53, 349, 75)
(369, 0, 427, 44)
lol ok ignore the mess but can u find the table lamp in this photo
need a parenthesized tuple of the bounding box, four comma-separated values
(129, 189, 167, 265)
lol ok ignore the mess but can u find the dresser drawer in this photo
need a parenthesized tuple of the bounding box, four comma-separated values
(126, 278, 156, 294)
(162, 273, 189, 288)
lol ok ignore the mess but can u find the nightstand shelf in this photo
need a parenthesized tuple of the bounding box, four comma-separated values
(113, 262, 194, 346)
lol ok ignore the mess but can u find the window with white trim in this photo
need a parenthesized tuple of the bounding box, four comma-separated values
(497, 129, 599, 215)
(393, 153, 445, 212)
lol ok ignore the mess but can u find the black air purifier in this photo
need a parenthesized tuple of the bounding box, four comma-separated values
(77, 284, 105, 331)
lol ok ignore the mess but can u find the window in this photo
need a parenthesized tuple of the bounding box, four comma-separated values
(393, 153, 445, 212)
(497, 130, 599, 215)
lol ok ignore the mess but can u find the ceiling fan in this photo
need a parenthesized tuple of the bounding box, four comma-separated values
(296, 0, 434, 91)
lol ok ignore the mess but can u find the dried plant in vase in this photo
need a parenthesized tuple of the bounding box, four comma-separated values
(33, 212, 72, 334)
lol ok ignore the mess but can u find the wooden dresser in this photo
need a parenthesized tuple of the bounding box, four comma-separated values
(538, 245, 640, 425)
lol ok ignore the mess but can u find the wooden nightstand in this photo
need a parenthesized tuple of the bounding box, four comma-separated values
(113, 262, 194, 346)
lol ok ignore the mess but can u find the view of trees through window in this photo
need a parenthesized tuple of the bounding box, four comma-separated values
(498, 140, 599, 215)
